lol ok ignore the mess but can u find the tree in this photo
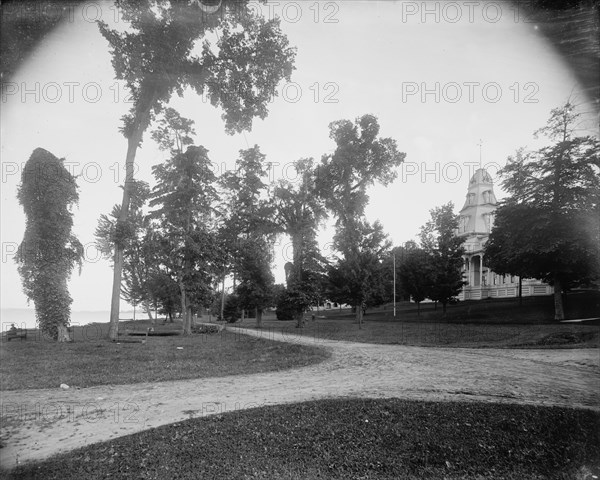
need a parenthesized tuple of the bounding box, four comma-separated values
(149, 145, 221, 334)
(16, 148, 83, 341)
(315, 115, 405, 327)
(327, 220, 391, 328)
(397, 246, 434, 315)
(219, 146, 276, 327)
(145, 270, 181, 322)
(486, 101, 600, 320)
(315, 115, 405, 226)
(100, 0, 296, 340)
(151, 107, 196, 154)
(235, 237, 275, 327)
(419, 203, 466, 315)
(95, 180, 155, 321)
(273, 158, 327, 325)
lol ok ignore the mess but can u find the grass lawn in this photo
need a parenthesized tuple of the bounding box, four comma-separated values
(239, 317, 600, 348)
(0, 320, 329, 391)
(237, 292, 600, 347)
(6, 398, 599, 479)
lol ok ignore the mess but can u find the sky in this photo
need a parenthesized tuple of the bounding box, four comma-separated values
(1, 0, 598, 314)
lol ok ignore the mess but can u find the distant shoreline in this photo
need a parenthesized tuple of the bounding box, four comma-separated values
(1, 309, 141, 330)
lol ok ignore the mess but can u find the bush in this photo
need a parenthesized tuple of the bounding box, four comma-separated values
(190, 323, 223, 334)
(275, 297, 296, 320)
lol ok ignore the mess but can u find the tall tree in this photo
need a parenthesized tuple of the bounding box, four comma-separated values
(95, 180, 154, 321)
(316, 115, 405, 326)
(315, 114, 405, 228)
(100, 0, 296, 339)
(149, 145, 221, 334)
(16, 148, 83, 341)
(219, 145, 276, 327)
(419, 202, 466, 315)
(273, 158, 327, 325)
(486, 102, 600, 320)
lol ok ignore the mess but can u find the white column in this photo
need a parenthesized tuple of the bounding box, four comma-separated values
(469, 257, 474, 286)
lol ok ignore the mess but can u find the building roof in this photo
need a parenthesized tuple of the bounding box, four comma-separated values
(458, 168, 498, 236)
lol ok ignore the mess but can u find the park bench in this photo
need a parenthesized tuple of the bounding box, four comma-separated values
(6, 328, 27, 341)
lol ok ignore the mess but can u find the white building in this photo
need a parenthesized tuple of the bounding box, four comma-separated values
(457, 168, 552, 301)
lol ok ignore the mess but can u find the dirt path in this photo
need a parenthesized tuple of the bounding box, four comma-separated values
(1, 327, 598, 470)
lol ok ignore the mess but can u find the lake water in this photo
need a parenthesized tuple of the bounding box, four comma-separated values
(1, 309, 144, 332)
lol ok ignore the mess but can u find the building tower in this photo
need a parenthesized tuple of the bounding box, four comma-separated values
(456, 168, 551, 300)
(457, 168, 497, 299)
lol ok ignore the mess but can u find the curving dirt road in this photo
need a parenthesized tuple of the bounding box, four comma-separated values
(1, 326, 598, 470)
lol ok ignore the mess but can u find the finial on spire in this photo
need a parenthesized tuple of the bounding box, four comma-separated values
(477, 139, 483, 168)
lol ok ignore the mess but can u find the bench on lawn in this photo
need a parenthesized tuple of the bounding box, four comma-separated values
(6, 327, 27, 341)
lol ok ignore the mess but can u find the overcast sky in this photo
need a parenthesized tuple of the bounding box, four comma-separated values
(1, 0, 598, 312)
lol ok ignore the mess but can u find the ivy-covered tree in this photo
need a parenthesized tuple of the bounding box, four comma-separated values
(419, 202, 466, 315)
(16, 148, 83, 341)
(486, 102, 600, 320)
(100, 0, 296, 340)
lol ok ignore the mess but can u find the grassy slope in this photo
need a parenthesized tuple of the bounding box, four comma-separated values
(0, 322, 329, 391)
(239, 318, 600, 348)
(238, 292, 600, 347)
(7, 398, 599, 479)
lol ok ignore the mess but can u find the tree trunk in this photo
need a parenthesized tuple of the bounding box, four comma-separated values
(220, 273, 226, 321)
(518, 276, 523, 306)
(442, 301, 447, 316)
(180, 283, 193, 335)
(256, 307, 263, 328)
(355, 304, 363, 329)
(108, 129, 145, 341)
(553, 274, 565, 321)
(291, 231, 304, 284)
(295, 309, 304, 328)
(184, 306, 193, 334)
(417, 301, 420, 317)
(143, 301, 155, 324)
(57, 324, 71, 343)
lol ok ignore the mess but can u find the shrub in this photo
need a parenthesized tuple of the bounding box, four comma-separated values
(190, 323, 223, 334)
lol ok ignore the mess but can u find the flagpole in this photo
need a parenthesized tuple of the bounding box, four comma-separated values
(393, 252, 396, 318)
